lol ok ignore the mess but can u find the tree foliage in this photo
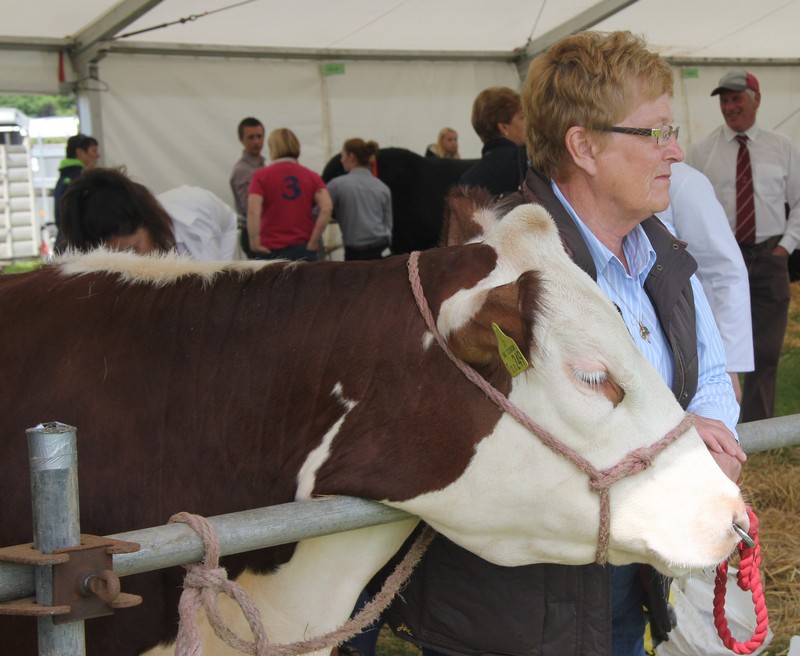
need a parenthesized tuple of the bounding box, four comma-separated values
(0, 94, 76, 118)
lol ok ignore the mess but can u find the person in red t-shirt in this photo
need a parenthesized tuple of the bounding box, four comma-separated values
(247, 128, 332, 261)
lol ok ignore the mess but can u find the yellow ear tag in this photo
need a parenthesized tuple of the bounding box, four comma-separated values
(491, 322, 529, 377)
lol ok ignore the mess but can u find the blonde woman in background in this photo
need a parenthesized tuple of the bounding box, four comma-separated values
(425, 127, 460, 159)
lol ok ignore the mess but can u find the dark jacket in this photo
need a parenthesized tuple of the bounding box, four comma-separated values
(459, 137, 528, 200)
(53, 158, 84, 253)
(384, 168, 699, 656)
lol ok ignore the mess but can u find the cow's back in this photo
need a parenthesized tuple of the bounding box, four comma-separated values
(0, 258, 419, 536)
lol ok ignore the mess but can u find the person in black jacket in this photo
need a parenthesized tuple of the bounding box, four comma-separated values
(53, 133, 99, 252)
(458, 86, 528, 199)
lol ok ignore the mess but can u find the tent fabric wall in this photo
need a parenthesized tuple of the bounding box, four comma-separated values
(4, 1, 800, 206)
(98, 50, 800, 205)
(100, 54, 322, 202)
(0, 50, 61, 95)
(98, 53, 519, 203)
(323, 59, 519, 161)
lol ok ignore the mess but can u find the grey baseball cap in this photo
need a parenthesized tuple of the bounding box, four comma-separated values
(711, 70, 760, 96)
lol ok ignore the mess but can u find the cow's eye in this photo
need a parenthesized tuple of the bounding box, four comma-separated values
(573, 368, 608, 387)
(571, 365, 625, 407)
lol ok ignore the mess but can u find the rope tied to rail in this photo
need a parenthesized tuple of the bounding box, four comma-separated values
(169, 511, 436, 655)
(714, 506, 770, 654)
(406, 250, 692, 564)
(170, 511, 269, 656)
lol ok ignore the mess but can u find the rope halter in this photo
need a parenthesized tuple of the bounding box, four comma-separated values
(407, 250, 693, 564)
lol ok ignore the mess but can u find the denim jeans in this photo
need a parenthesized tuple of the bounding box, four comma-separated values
(611, 563, 646, 656)
(340, 590, 384, 656)
(254, 243, 317, 261)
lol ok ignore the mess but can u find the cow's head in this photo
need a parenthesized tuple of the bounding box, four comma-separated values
(392, 203, 746, 577)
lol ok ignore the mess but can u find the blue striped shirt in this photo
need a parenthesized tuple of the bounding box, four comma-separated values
(551, 181, 740, 434)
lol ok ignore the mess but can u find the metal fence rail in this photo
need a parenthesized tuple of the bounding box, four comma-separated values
(1, 415, 799, 602)
(0, 491, 411, 605)
(0, 415, 798, 648)
(736, 414, 800, 454)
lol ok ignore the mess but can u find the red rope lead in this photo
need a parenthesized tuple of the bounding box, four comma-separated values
(713, 506, 769, 654)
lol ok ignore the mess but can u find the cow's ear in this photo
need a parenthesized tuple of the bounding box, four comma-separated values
(439, 186, 499, 247)
(447, 271, 542, 373)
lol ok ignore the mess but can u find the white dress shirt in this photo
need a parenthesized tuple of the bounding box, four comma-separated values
(656, 162, 754, 373)
(157, 185, 238, 261)
(687, 122, 800, 254)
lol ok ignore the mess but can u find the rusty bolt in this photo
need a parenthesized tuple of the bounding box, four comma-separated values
(82, 569, 121, 605)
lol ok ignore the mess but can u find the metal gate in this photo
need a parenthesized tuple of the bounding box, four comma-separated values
(1, 416, 799, 655)
(0, 141, 38, 261)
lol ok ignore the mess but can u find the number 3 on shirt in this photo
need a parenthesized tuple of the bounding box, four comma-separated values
(282, 176, 301, 200)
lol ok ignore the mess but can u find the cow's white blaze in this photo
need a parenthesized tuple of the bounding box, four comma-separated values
(391, 205, 745, 576)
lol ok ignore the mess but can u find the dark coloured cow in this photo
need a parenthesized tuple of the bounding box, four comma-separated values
(0, 205, 746, 655)
(322, 147, 477, 253)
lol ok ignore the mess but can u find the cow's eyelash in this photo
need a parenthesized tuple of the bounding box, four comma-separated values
(574, 369, 609, 386)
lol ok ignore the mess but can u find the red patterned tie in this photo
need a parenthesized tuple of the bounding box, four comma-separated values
(735, 135, 756, 245)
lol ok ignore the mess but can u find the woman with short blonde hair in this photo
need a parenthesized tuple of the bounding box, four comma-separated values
(267, 127, 301, 160)
(248, 128, 332, 261)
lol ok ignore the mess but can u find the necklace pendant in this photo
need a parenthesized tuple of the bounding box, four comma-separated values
(639, 321, 651, 342)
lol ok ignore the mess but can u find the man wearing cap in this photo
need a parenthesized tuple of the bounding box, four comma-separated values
(688, 69, 800, 422)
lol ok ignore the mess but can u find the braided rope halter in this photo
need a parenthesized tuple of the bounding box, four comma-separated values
(169, 511, 436, 656)
(407, 251, 691, 563)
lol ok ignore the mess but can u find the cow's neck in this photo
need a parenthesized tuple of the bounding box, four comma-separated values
(143, 519, 419, 656)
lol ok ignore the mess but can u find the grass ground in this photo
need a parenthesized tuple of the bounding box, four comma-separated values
(0, 259, 42, 274)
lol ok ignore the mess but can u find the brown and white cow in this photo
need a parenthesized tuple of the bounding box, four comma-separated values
(0, 204, 745, 655)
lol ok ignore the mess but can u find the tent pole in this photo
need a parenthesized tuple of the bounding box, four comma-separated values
(74, 63, 104, 150)
(319, 65, 333, 164)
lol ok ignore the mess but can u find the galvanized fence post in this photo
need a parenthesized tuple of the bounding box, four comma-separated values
(28, 422, 86, 656)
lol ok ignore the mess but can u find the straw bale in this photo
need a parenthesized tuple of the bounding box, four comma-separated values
(739, 447, 800, 655)
(735, 283, 800, 655)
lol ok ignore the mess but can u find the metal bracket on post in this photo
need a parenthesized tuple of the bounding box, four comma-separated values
(0, 534, 141, 622)
(0, 547, 70, 617)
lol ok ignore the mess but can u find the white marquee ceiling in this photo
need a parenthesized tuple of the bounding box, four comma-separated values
(3, 0, 800, 64)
